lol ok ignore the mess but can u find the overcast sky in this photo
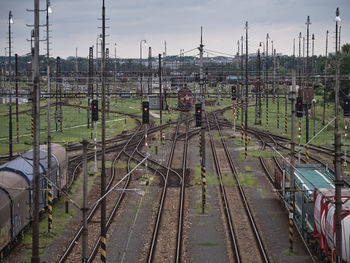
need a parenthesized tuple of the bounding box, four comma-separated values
(1, 0, 349, 59)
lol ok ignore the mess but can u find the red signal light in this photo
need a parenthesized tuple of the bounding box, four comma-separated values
(346, 101, 349, 105)
(197, 110, 201, 113)
(144, 107, 148, 111)
(93, 106, 97, 109)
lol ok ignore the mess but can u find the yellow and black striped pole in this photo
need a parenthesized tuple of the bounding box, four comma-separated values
(199, 131, 202, 159)
(277, 103, 280, 129)
(285, 110, 288, 134)
(289, 200, 294, 252)
(101, 236, 106, 262)
(31, 116, 34, 138)
(245, 131, 248, 159)
(200, 124, 206, 214)
(201, 164, 206, 214)
(48, 181, 53, 232)
(265, 102, 269, 132)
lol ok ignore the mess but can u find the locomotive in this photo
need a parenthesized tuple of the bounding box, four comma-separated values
(177, 87, 193, 111)
(0, 143, 67, 253)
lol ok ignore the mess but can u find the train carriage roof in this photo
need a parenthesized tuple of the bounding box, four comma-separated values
(0, 150, 50, 185)
(285, 164, 335, 198)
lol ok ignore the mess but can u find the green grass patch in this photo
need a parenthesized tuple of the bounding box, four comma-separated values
(342, 165, 350, 172)
(257, 187, 266, 198)
(21, 189, 78, 261)
(222, 173, 237, 187)
(238, 173, 257, 186)
(114, 160, 127, 169)
(191, 165, 219, 186)
(233, 135, 255, 146)
(245, 165, 253, 172)
(195, 188, 211, 214)
(282, 248, 297, 256)
(0, 99, 137, 155)
(223, 95, 339, 148)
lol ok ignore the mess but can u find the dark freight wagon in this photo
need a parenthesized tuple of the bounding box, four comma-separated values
(0, 143, 67, 253)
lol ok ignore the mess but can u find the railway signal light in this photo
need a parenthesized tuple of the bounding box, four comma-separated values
(345, 97, 350, 117)
(91, 99, 98, 121)
(296, 96, 303, 118)
(142, 101, 149, 124)
(195, 103, 202, 127)
(231, 85, 237, 101)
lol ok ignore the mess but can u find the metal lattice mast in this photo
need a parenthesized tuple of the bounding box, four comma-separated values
(334, 8, 343, 263)
(100, 0, 107, 261)
(322, 30, 328, 126)
(31, 0, 40, 261)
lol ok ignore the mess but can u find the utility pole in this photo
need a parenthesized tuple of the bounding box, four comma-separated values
(305, 16, 311, 163)
(106, 48, 110, 116)
(322, 30, 328, 126)
(81, 139, 89, 263)
(265, 33, 269, 132)
(289, 69, 296, 253)
(100, 1, 107, 262)
(312, 34, 315, 78)
(257, 48, 262, 124)
(15, 54, 19, 143)
(75, 47, 78, 92)
(199, 26, 206, 213)
(275, 49, 279, 129)
(272, 40, 275, 104)
(114, 43, 117, 89)
(244, 22, 249, 159)
(46, 0, 53, 233)
(241, 36, 244, 143)
(298, 33, 302, 95)
(334, 8, 343, 263)
(8, 11, 13, 161)
(31, 0, 40, 261)
(159, 54, 162, 139)
(88, 47, 93, 132)
(55, 57, 61, 132)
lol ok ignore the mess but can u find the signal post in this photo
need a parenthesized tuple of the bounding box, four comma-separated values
(91, 99, 98, 172)
(296, 96, 303, 164)
(344, 97, 350, 165)
(142, 101, 150, 179)
(195, 103, 205, 213)
(231, 85, 237, 134)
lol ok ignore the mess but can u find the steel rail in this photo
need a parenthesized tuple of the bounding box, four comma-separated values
(205, 112, 241, 263)
(211, 112, 270, 263)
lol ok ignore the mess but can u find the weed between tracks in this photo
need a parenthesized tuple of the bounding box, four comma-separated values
(239, 150, 275, 160)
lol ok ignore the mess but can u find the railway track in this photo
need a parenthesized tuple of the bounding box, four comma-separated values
(58, 125, 143, 262)
(146, 115, 188, 262)
(206, 112, 270, 263)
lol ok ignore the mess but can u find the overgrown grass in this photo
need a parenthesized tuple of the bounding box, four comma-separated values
(191, 165, 219, 186)
(195, 189, 211, 214)
(222, 173, 237, 187)
(224, 95, 342, 148)
(245, 165, 253, 172)
(0, 99, 137, 155)
(198, 242, 219, 246)
(238, 173, 257, 186)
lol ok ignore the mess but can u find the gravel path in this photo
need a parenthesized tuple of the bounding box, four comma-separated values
(225, 129, 313, 263)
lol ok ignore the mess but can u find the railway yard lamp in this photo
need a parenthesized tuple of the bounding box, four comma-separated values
(334, 7, 343, 263)
(8, 11, 14, 161)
